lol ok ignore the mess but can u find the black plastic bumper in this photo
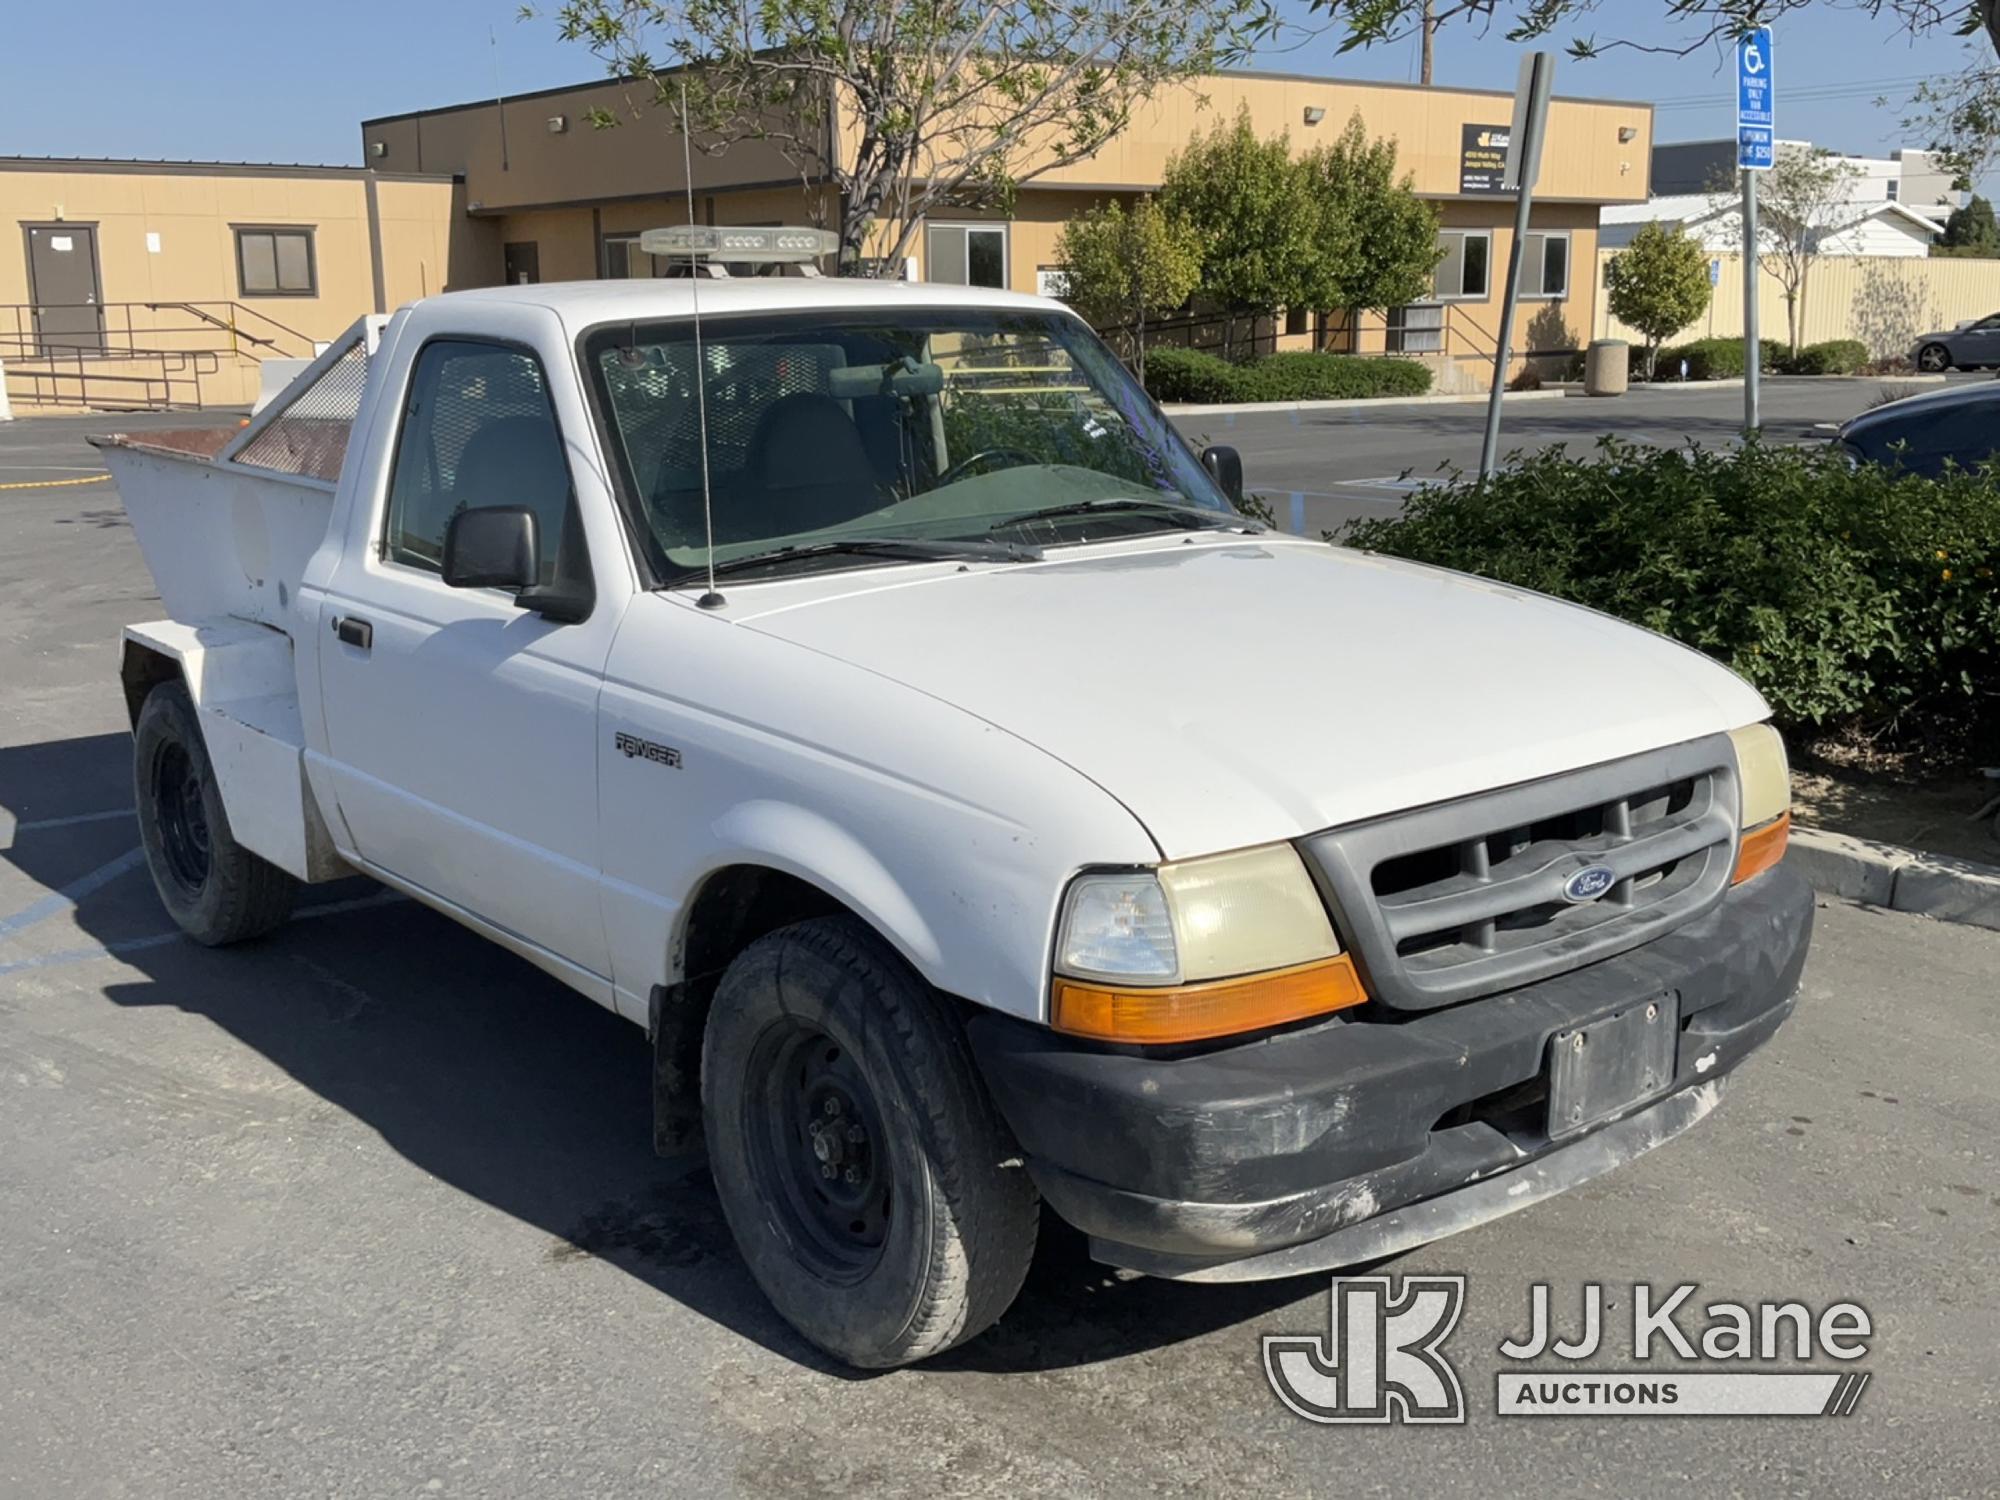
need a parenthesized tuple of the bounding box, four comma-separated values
(967, 866, 1813, 1278)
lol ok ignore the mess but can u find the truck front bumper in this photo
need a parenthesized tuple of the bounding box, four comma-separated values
(967, 866, 1812, 1281)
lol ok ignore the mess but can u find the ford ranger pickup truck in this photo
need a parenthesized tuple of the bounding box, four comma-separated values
(96, 230, 1809, 1369)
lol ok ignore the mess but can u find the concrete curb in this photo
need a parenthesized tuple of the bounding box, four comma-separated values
(1547, 373, 1951, 395)
(1162, 389, 1570, 416)
(1788, 825, 2000, 932)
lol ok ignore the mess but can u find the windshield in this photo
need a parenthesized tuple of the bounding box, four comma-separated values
(581, 308, 1238, 583)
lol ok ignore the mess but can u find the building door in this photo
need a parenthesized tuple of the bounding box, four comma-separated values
(23, 224, 105, 355)
(503, 241, 541, 285)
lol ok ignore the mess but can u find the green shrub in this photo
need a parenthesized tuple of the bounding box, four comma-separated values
(1782, 339, 1869, 375)
(1142, 348, 1246, 402)
(1144, 347, 1432, 403)
(1338, 439, 2000, 755)
(1653, 337, 1782, 381)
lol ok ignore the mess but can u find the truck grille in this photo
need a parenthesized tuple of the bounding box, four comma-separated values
(1301, 735, 1740, 1010)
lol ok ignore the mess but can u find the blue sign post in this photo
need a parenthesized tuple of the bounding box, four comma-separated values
(1735, 28, 1774, 432)
(1736, 27, 1775, 170)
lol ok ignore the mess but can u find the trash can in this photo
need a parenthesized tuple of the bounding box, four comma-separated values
(1583, 339, 1629, 397)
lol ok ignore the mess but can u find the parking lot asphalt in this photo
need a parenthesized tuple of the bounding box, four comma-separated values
(2, 404, 1997, 1497)
(1169, 372, 1992, 535)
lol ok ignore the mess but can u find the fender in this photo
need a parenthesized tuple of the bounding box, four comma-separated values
(686, 799, 945, 980)
(121, 618, 350, 883)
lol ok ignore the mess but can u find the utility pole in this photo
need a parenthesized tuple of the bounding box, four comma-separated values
(1479, 51, 1554, 481)
(1420, 0, 1436, 85)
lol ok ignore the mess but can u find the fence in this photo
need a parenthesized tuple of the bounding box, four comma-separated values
(1593, 251, 2000, 359)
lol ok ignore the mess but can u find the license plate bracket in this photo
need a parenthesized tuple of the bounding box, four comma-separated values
(1547, 993, 1679, 1140)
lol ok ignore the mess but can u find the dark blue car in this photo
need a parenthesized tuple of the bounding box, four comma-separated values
(1835, 382, 2000, 477)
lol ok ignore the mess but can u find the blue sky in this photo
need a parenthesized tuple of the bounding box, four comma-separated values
(0, 0, 1987, 183)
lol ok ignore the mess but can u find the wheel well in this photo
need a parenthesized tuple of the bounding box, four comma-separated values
(649, 865, 847, 1156)
(120, 641, 183, 728)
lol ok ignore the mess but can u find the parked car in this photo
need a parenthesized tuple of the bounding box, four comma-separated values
(95, 234, 1810, 1370)
(1835, 380, 2000, 476)
(1912, 312, 2000, 372)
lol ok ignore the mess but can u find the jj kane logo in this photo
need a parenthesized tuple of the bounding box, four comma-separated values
(1266, 1277, 1874, 1424)
(1264, 1276, 1467, 1424)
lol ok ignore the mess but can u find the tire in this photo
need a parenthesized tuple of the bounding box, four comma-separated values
(701, 915, 1039, 1368)
(133, 680, 299, 945)
(1917, 343, 1952, 373)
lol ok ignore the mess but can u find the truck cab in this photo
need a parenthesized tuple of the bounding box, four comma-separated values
(99, 257, 1810, 1369)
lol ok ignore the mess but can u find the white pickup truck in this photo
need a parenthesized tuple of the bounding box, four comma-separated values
(99, 243, 1809, 1369)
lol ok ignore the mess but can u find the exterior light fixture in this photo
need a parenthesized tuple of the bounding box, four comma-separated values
(1618, 126, 1638, 143)
(548, 115, 569, 134)
(1303, 106, 1327, 126)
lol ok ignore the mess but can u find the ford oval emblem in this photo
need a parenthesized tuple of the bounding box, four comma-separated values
(1564, 865, 1617, 903)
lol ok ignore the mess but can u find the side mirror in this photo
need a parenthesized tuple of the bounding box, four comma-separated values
(442, 506, 538, 592)
(1201, 444, 1245, 506)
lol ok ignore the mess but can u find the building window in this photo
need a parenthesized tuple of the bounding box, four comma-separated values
(1885, 180, 1899, 201)
(926, 223, 1008, 288)
(1520, 231, 1570, 299)
(1432, 230, 1490, 301)
(235, 227, 316, 297)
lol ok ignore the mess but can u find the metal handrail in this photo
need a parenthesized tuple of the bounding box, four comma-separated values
(1, 346, 215, 410)
(1, 299, 317, 410)
(0, 300, 317, 362)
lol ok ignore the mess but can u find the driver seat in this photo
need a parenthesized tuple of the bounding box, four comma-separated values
(748, 392, 887, 532)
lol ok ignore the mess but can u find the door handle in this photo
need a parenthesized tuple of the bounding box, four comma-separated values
(334, 615, 372, 651)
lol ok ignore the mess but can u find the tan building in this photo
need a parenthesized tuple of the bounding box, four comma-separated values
(1, 158, 489, 409)
(362, 68, 1654, 386)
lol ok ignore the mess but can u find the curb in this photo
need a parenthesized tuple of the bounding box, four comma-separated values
(1162, 389, 1571, 416)
(1548, 373, 1951, 394)
(1787, 825, 2000, 932)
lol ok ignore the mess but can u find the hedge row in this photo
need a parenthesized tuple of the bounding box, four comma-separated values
(1781, 339, 1870, 375)
(1144, 347, 1433, 403)
(1339, 439, 2000, 758)
(1652, 336, 1872, 379)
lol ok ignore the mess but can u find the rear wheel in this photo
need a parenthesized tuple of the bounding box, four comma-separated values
(133, 681, 299, 945)
(1917, 342, 1952, 373)
(701, 915, 1039, 1368)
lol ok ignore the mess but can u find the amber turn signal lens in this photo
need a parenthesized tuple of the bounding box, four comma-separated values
(1052, 954, 1368, 1044)
(1732, 811, 1790, 886)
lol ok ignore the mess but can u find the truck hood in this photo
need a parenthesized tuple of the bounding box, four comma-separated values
(732, 536, 1768, 858)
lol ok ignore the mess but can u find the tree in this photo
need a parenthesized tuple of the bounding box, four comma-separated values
(1298, 111, 1442, 333)
(1159, 108, 1330, 358)
(1304, 2, 2000, 177)
(1604, 222, 1712, 376)
(541, 0, 1279, 277)
(1052, 197, 1203, 381)
(1711, 148, 1860, 357)
(1935, 194, 2000, 258)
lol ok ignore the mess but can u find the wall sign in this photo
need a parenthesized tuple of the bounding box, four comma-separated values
(1460, 124, 1512, 194)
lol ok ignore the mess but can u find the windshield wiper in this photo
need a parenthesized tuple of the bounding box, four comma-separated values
(988, 497, 1255, 534)
(677, 536, 1043, 584)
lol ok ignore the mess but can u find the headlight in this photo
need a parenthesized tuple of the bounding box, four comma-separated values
(1052, 844, 1366, 1043)
(1728, 721, 1791, 885)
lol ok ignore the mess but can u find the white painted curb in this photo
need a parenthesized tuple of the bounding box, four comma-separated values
(1787, 825, 2000, 932)
(1162, 389, 1571, 416)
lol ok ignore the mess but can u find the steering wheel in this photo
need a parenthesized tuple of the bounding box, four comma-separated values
(934, 447, 1040, 489)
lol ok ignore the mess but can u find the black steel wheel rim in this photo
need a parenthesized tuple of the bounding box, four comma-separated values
(152, 741, 211, 896)
(743, 1020, 893, 1285)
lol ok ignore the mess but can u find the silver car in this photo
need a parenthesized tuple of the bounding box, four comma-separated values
(1913, 312, 2000, 371)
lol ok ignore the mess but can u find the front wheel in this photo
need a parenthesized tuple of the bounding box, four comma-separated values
(133, 681, 299, 945)
(1917, 343, 1952, 373)
(702, 916, 1039, 1368)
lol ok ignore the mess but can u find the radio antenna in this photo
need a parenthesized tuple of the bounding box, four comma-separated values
(678, 78, 724, 610)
